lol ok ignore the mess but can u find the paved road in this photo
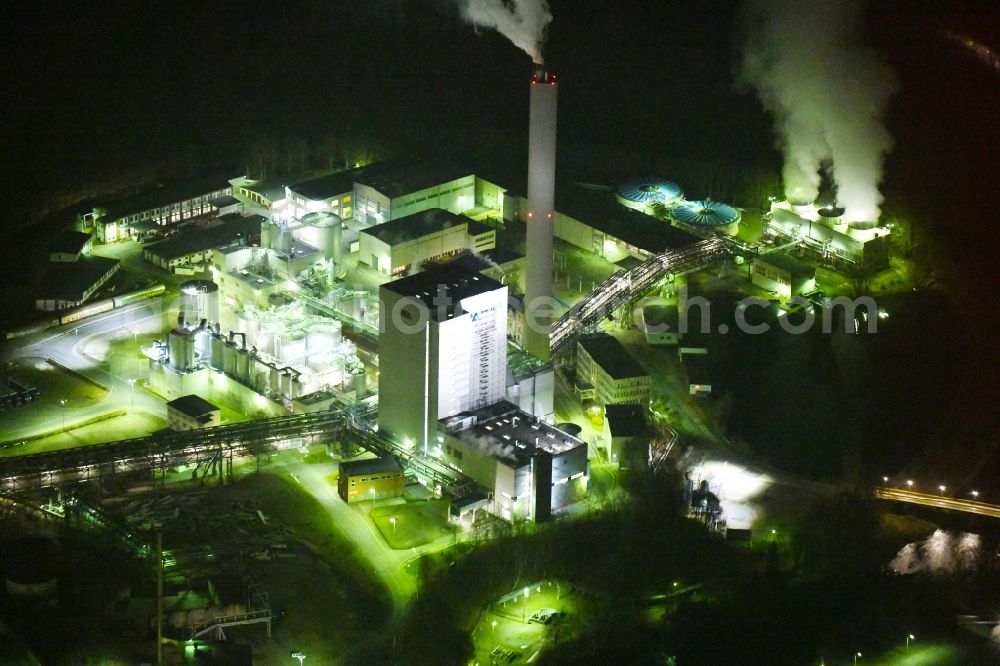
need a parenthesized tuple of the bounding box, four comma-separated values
(875, 487, 1000, 519)
(1, 298, 176, 442)
(277, 458, 460, 663)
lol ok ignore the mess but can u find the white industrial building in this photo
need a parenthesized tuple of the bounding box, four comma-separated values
(359, 209, 495, 276)
(78, 173, 237, 243)
(440, 401, 588, 522)
(378, 264, 509, 452)
(575, 333, 652, 406)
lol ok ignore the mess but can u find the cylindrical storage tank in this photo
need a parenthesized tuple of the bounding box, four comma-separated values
(167, 329, 195, 372)
(672, 200, 742, 236)
(237, 310, 259, 346)
(194, 327, 211, 362)
(351, 368, 367, 395)
(279, 331, 306, 364)
(615, 177, 684, 214)
(273, 224, 293, 254)
(269, 365, 281, 394)
(306, 321, 341, 357)
(235, 350, 250, 383)
(261, 220, 273, 249)
(223, 341, 237, 376)
(331, 218, 343, 263)
(179, 280, 219, 325)
(280, 371, 292, 396)
(290, 377, 303, 399)
(210, 334, 224, 370)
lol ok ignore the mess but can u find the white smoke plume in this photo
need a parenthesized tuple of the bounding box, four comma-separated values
(457, 0, 552, 64)
(740, 0, 896, 221)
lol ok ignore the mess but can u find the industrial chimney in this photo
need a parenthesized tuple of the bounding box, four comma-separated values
(524, 65, 557, 360)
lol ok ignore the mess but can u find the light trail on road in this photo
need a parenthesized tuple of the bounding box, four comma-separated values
(875, 488, 1000, 519)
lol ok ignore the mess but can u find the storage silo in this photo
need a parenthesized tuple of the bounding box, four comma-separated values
(350, 368, 367, 395)
(272, 223, 293, 254)
(179, 280, 219, 326)
(209, 333, 225, 370)
(261, 220, 273, 249)
(223, 340, 237, 376)
(167, 328, 195, 372)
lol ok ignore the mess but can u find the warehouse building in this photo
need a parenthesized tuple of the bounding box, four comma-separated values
(166, 394, 221, 431)
(78, 173, 237, 243)
(287, 167, 362, 220)
(575, 333, 652, 406)
(352, 160, 504, 225)
(750, 252, 816, 300)
(505, 183, 700, 261)
(440, 401, 588, 522)
(34, 257, 120, 311)
(603, 404, 649, 471)
(338, 457, 406, 503)
(49, 231, 94, 262)
(359, 209, 496, 276)
(378, 264, 508, 452)
(142, 214, 264, 271)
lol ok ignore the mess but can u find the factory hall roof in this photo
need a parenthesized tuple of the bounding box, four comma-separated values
(439, 248, 524, 275)
(166, 394, 219, 418)
(291, 166, 367, 201)
(339, 456, 404, 478)
(381, 263, 505, 320)
(90, 172, 237, 221)
(556, 184, 700, 254)
(361, 208, 471, 246)
(143, 214, 264, 261)
(48, 231, 92, 255)
(356, 160, 472, 199)
(38, 257, 120, 301)
(604, 404, 648, 438)
(577, 333, 648, 380)
(753, 251, 815, 279)
(442, 401, 585, 467)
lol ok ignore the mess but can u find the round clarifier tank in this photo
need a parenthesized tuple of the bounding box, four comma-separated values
(672, 200, 742, 235)
(615, 177, 684, 214)
(179, 279, 219, 325)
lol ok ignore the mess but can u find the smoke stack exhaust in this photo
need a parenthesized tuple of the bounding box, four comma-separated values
(524, 65, 557, 360)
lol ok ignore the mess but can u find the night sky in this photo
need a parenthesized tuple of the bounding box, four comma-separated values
(3, 0, 998, 478)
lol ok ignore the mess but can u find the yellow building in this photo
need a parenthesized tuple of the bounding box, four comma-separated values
(337, 457, 406, 503)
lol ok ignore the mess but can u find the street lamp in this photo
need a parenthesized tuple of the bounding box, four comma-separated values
(882, 476, 889, 484)
(906, 634, 915, 649)
(906, 479, 913, 488)
(938, 485, 946, 494)
(491, 620, 497, 638)
(971, 490, 980, 498)
(129, 378, 136, 409)
(292, 652, 306, 665)
(60, 399, 67, 429)
(390, 517, 397, 534)
(854, 652, 862, 665)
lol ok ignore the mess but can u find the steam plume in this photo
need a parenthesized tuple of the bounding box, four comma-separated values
(457, 0, 552, 64)
(740, 0, 896, 221)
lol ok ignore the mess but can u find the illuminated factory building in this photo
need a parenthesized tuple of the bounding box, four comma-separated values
(440, 402, 587, 522)
(359, 208, 496, 277)
(377, 264, 509, 452)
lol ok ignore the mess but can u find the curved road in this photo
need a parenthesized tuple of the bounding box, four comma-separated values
(1, 297, 176, 443)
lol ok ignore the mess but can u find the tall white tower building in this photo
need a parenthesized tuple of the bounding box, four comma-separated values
(524, 65, 557, 361)
(378, 264, 508, 451)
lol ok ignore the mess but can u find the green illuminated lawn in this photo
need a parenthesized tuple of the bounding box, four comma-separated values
(6, 356, 107, 408)
(370, 500, 454, 549)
